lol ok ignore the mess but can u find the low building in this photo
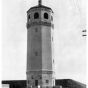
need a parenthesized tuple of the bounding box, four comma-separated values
(2, 84, 9, 88)
(2, 80, 26, 88)
(55, 79, 86, 88)
(2, 79, 86, 88)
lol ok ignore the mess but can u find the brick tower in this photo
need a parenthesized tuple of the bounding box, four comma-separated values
(26, 0, 55, 88)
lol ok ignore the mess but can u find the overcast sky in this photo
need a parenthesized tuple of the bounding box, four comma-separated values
(2, 0, 86, 84)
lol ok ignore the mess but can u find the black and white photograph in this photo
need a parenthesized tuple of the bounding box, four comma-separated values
(1, 0, 87, 88)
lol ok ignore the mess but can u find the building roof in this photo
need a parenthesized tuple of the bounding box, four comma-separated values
(55, 79, 86, 88)
(2, 79, 86, 88)
(2, 80, 26, 88)
(27, 4, 53, 13)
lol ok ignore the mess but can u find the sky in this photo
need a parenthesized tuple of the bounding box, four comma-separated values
(2, 0, 86, 84)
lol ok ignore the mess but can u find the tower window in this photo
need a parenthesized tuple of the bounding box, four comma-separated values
(53, 80, 55, 86)
(51, 16, 53, 21)
(46, 80, 49, 83)
(34, 12, 39, 19)
(35, 52, 38, 56)
(46, 86, 49, 88)
(31, 76, 33, 79)
(44, 13, 48, 19)
(28, 80, 30, 84)
(53, 59, 54, 63)
(35, 28, 38, 32)
(35, 80, 38, 86)
(52, 37, 53, 41)
(40, 76, 41, 79)
(28, 15, 30, 21)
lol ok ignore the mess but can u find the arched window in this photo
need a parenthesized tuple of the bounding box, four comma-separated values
(51, 16, 53, 21)
(44, 13, 48, 19)
(28, 15, 30, 21)
(34, 12, 39, 19)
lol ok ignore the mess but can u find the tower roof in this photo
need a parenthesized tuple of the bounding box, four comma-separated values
(27, 0, 53, 13)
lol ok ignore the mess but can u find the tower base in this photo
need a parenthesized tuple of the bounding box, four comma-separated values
(27, 71, 54, 88)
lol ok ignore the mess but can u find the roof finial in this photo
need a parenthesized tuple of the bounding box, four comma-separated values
(39, 0, 42, 5)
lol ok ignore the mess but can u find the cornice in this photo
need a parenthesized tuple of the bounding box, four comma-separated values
(26, 70, 53, 74)
(27, 21, 54, 29)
